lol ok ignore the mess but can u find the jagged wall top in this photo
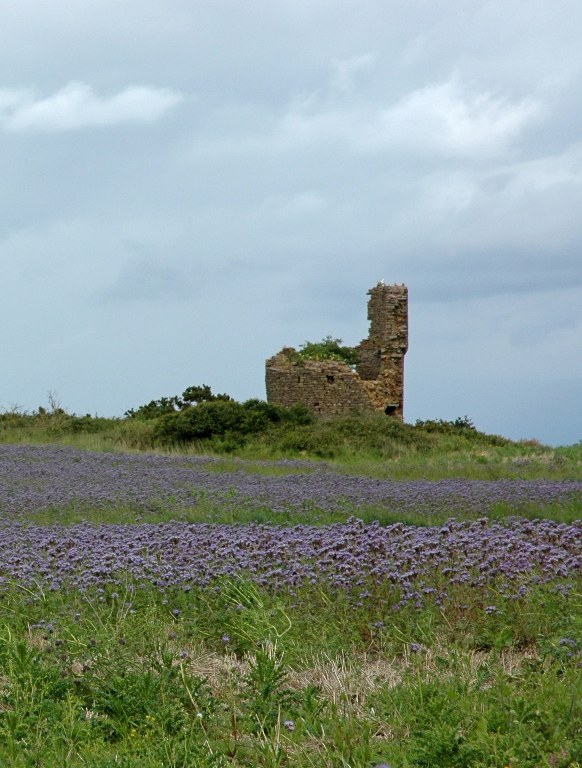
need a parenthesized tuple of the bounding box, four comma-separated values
(265, 282, 408, 419)
(366, 282, 408, 352)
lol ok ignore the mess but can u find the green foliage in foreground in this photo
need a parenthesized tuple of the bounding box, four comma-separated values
(0, 578, 580, 767)
(1, 393, 580, 767)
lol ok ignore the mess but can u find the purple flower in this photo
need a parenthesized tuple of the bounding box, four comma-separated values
(410, 642, 422, 653)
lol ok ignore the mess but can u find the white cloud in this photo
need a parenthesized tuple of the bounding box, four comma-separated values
(277, 77, 542, 158)
(378, 79, 542, 156)
(0, 81, 183, 132)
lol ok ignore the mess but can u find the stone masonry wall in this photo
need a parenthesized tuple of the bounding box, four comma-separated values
(265, 283, 408, 419)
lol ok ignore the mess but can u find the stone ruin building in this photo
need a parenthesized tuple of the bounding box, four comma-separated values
(265, 282, 408, 419)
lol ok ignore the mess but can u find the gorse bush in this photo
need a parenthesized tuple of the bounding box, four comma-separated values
(125, 384, 232, 420)
(152, 398, 314, 448)
(416, 415, 477, 432)
(415, 417, 510, 446)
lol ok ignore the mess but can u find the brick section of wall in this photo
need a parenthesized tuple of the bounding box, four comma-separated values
(265, 283, 408, 419)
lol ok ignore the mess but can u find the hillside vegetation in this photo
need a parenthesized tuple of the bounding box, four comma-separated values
(1, 386, 580, 480)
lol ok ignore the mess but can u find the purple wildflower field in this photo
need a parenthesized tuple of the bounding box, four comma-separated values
(0, 444, 580, 602)
(1, 519, 580, 602)
(1, 444, 581, 517)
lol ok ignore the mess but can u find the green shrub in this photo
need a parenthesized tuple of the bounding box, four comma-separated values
(66, 415, 114, 434)
(125, 385, 232, 420)
(415, 417, 511, 446)
(124, 396, 182, 420)
(152, 399, 314, 446)
(298, 336, 359, 365)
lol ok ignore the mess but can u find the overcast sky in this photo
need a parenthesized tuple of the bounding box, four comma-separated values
(1, 0, 581, 445)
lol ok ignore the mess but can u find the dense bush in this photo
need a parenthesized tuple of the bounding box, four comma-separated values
(152, 399, 313, 447)
(415, 416, 477, 432)
(125, 384, 232, 420)
(415, 417, 510, 446)
(0, 409, 113, 436)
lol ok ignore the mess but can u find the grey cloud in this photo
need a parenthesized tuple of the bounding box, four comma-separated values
(100, 256, 190, 303)
(1, 0, 582, 443)
(330, 53, 376, 93)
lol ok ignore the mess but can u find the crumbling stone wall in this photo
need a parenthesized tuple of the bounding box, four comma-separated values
(265, 283, 408, 419)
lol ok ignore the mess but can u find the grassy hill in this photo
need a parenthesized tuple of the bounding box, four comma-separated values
(1, 398, 580, 480)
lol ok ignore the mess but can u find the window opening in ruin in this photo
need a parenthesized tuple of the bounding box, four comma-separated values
(326, 375, 335, 384)
(297, 376, 302, 383)
(384, 404, 397, 416)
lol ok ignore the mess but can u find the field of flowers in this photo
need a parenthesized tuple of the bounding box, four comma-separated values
(2, 444, 582, 519)
(0, 443, 580, 767)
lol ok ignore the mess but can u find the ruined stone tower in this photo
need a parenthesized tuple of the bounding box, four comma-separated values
(265, 283, 408, 419)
